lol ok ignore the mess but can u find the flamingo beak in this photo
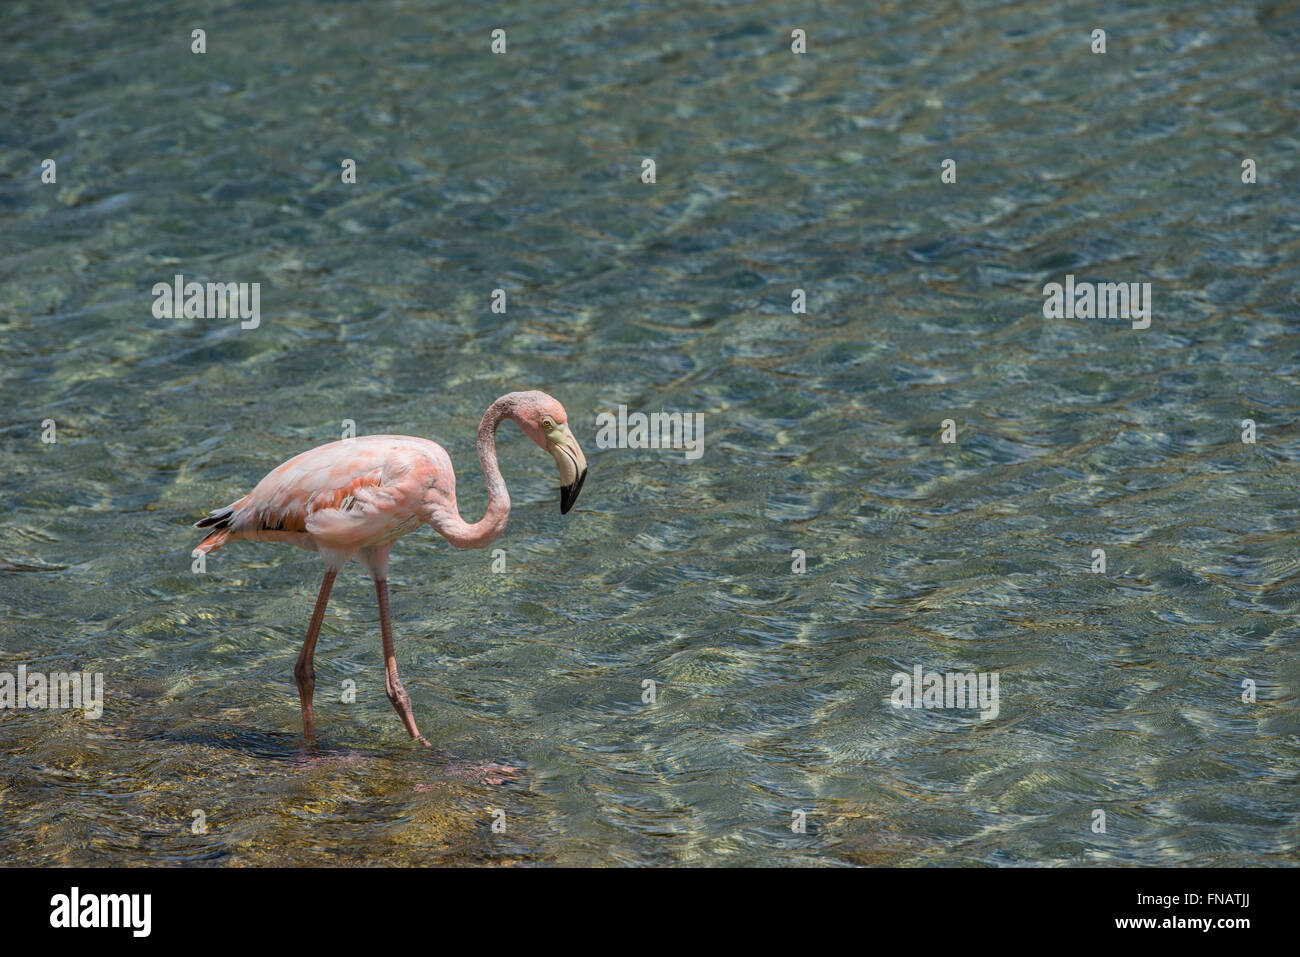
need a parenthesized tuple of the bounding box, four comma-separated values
(548, 424, 587, 514)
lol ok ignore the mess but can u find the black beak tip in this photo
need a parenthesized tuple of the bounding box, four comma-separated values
(560, 468, 587, 514)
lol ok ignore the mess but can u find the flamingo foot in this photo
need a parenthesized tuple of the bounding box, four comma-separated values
(442, 760, 519, 786)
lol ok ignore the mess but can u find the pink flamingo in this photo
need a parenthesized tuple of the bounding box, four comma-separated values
(193, 390, 587, 744)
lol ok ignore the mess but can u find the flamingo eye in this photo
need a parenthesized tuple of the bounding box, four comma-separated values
(542, 418, 556, 432)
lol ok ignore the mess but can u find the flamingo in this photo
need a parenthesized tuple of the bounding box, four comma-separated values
(193, 390, 588, 744)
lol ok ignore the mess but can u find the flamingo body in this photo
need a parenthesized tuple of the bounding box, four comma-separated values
(197, 435, 461, 563)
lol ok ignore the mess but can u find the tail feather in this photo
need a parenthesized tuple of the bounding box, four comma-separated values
(194, 497, 246, 554)
(194, 529, 233, 554)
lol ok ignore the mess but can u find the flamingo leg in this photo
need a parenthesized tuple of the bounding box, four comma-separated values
(374, 578, 430, 745)
(294, 567, 337, 739)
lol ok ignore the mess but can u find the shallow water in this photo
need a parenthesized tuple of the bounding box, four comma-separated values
(1, 0, 1298, 866)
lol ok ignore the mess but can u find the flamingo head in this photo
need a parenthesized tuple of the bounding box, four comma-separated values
(512, 391, 588, 514)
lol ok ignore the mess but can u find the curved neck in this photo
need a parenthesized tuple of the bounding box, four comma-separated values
(431, 397, 513, 548)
